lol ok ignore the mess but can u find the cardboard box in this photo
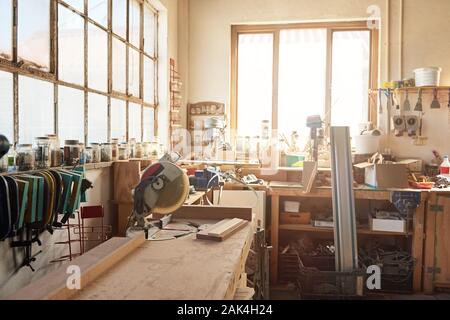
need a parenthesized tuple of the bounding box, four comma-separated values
(354, 159, 419, 188)
(280, 212, 311, 225)
(369, 214, 406, 233)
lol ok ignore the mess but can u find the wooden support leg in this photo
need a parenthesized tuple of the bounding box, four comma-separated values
(270, 195, 279, 284)
(412, 194, 426, 292)
(423, 193, 437, 294)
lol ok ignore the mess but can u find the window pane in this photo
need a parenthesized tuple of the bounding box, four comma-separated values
(129, 48, 140, 97)
(63, 0, 84, 12)
(111, 98, 126, 141)
(58, 86, 84, 143)
(128, 103, 142, 142)
(0, 0, 12, 60)
(19, 76, 54, 144)
(143, 57, 155, 104)
(88, 0, 108, 27)
(18, 0, 50, 71)
(331, 31, 370, 136)
(129, 0, 141, 48)
(88, 93, 108, 143)
(88, 23, 108, 92)
(143, 107, 154, 142)
(0, 71, 14, 141)
(112, 37, 127, 93)
(237, 34, 273, 136)
(278, 29, 327, 146)
(144, 5, 156, 56)
(112, 0, 127, 39)
(58, 5, 84, 85)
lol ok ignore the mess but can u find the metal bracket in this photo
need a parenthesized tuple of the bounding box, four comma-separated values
(429, 205, 444, 213)
(427, 267, 442, 274)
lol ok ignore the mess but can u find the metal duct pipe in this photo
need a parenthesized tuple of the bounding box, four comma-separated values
(330, 127, 358, 272)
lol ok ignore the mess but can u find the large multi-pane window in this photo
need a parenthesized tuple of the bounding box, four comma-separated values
(231, 22, 378, 144)
(0, 0, 159, 145)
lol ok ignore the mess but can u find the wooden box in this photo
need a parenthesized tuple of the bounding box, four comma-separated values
(280, 212, 311, 225)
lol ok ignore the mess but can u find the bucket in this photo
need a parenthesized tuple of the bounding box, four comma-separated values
(353, 135, 380, 155)
(414, 67, 442, 87)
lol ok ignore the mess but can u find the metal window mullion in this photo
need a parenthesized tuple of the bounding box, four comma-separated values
(12, 0, 18, 144)
(107, 0, 113, 141)
(324, 28, 333, 138)
(125, 0, 130, 141)
(139, 0, 144, 141)
(53, 0, 58, 136)
(271, 30, 280, 132)
(84, 0, 88, 145)
(154, 11, 158, 108)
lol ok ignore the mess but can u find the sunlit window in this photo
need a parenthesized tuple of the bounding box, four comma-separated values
(0, 0, 159, 144)
(237, 34, 273, 136)
(233, 24, 376, 143)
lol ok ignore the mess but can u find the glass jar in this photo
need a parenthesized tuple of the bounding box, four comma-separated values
(64, 140, 80, 166)
(91, 143, 101, 163)
(150, 142, 159, 159)
(84, 147, 93, 164)
(35, 137, 51, 169)
(261, 120, 270, 140)
(135, 143, 143, 159)
(118, 145, 128, 160)
(0, 156, 8, 173)
(17, 144, 35, 171)
(79, 143, 87, 164)
(142, 142, 150, 159)
(7, 147, 16, 171)
(47, 134, 62, 167)
(129, 138, 136, 158)
(101, 143, 113, 162)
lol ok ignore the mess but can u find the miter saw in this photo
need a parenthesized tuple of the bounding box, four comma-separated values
(126, 153, 191, 240)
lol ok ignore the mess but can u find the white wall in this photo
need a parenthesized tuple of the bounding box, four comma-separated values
(179, 0, 450, 162)
(0, 167, 113, 298)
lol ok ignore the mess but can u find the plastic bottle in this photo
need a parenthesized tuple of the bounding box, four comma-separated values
(440, 155, 450, 176)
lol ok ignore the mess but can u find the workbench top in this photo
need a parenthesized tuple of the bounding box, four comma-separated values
(8, 208, 254, 301)
(72, 221, 253, 300)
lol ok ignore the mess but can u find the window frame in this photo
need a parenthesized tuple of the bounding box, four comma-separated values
(230, 21, 379, 134)
(0, 0, 159, 145)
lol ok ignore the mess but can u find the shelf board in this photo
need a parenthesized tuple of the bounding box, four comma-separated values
(279, 223, 412, 236)
(370, 86, 450, 93)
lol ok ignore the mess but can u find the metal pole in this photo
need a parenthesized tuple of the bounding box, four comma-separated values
(330, 126, 358, 272)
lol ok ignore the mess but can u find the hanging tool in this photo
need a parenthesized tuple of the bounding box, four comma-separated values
(378, 89, 383, 114)
(386, 90, 392, 133)
(403, 90, 411, 112)
(414, 88, 423, 112)
(430, 89, 441, 109)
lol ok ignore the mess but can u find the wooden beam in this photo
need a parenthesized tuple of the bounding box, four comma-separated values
(7, 234, 146, 300)
(161, 205, 253, 221)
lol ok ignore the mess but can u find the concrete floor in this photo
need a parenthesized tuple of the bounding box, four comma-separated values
(270, 285, 450, 300)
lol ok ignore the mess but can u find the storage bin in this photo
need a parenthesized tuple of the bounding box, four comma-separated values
(414, 67, 442, 87)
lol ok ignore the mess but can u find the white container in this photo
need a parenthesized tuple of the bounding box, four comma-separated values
(284, 201, 300, 213)
(414, 67, 442, 87)
(369, 214, 406, 233)
(353, 135, 380, 155)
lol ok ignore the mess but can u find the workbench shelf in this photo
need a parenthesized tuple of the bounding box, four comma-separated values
(270, 187, 427, 294)
(279, 224, 413, 237)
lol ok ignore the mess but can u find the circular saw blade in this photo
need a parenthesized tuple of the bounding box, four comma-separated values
(151, 164, 190, 215)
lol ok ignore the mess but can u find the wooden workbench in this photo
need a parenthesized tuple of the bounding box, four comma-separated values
(8, 206, 254, 300)
(268, 184, 428, 293)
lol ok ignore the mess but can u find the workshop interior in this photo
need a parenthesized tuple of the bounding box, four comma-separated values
(1, 0, 450, 301)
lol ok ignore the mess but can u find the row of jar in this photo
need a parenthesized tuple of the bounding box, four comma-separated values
(1, 136, 164, 172)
